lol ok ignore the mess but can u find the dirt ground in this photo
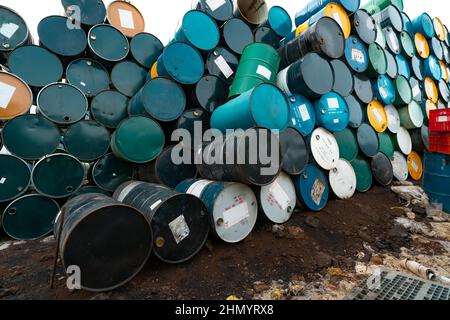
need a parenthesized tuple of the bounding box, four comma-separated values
(0, 185, 448, 300)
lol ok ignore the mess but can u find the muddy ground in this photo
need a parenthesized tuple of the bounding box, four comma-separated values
(0, 185, 448, 300)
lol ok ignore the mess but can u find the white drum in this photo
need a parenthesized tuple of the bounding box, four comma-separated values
(329, 159, 357, 200)
(396, 127, 412, 155)
(310, 127, 340, 171)
(391, 151, 409, 181)
(385, 105, 401, 134)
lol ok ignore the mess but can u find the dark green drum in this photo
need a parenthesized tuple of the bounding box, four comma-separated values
(66, 58, 110, 98)
(0, 5, 32, 63)
(92, 153, 134, 192)
(91, 90, 129, 129)
(130, 32, 164, 69)
(111, 61, 147, 97)
(0, 154, 30, 203)
(61, 0, 107, 27)
(87, 24, 129, 65)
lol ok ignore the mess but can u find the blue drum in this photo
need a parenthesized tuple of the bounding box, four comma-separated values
(314, 92, 349, 132)
(294, 164, 330, 212)
(344, 36, 369, 73)
(373, 74, 396, 105)
(288, 94, 316, 137)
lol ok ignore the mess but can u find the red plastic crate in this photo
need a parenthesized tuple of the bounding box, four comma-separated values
(429, 109, 450, 132)
(429, 132, 450, 146)
(429, 144, 450, 155)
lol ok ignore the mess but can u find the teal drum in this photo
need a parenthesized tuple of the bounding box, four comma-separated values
(32, 153, 85, 198)
(87, 24, 129, 65)
(373, 74, 396, 105)
(424, 55, 442, 81)
(263, 6, 292, 38)
(194, 0, 233, 22)
(411, 13, 435, 39)
(61, 0, 107, 27)
(2, 115, 60, 161)
(7, 45, 63, 91)
(66, 58, 110, 98)
(294, 164, 329, 212)
(334, 128, 359, 162)
(175, 109, 211, 150)
(91, 90, 129, 129)
(0, 155, 30, 203)
(151, 42, 204, 85)
(395, 54, 411, 79)
(37, 82, 88, 125)
(129, 78, 186, 122)
(344, 36, 369, 73)
(173, 10, 220, 51)
(211, 83, 289, 133)
(111, 61, 147, 97)
(423, 152, 450, 213)
(350, 155, 373, 193)
(314, 92, 349, 133)
(111, 116, 165, 164)
(130, 32, 164, 69)
(288, 94, 316, 137)
(0, 5, 32, 63)
(64, 121, 111, 162)
(2, 194, 59, 240)
(92, 153, 134, 192)
(345, 95, 364, 128)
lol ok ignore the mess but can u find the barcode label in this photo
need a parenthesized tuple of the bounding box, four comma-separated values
(169, 215, 190, 244)
(256, 65, 272, 80)
(224, 202, 250, 229)
(311, 179, 325, 206)
(206, 0, 226, 11)
(352, 48, 365, 63)
(118, 9, 135, 29)
(215, 55, 234, 78)
(0, 81, 16, 109)
(0, 23, 19, 39)
(328, 98, 340, 109)
(373, 108, 383, 123)
(299, 104, 311, 121)
(269, 181, 290, 211)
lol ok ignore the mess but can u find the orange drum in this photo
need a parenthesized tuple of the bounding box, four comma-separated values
(0, 71, 33, 120)
(407, 151, 423, 181)
(367, 100, 388, 133)
(107, 1, 145, 38)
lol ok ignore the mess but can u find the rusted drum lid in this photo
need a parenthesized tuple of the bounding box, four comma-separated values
(0, 71, 32, 120)
(107, 1, 145, 38)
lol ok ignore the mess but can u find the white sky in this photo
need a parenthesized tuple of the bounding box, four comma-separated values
(2, 0, 450, 45)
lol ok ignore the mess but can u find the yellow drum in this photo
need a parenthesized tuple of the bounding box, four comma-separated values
(0, 72, 33, 120)
(433, 17, 446, 42)
(439, 60, 449, 82)
(367, 100, 388, 133)
(415, 33, 430, 59)
(150, 62, 159, 79)
(424, 77, 439, 103)
(107, 1, 145, 38)
(424, 99, 437, 120)
(407, 151, 423, 181)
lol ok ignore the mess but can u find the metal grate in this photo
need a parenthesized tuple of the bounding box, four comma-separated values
(345, 271, 450, 300)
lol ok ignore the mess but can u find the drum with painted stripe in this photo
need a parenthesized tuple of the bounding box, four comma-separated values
(229, 43, 280, 98)
(411, 55, 425, 81)
(0, 71, 33, 120)
(87, 24, 129, 66)
(2, 194, 59, 241)
(407, 151, 423, 181)
(402, 11, 414, 37)
(176, 179, 257, 243)
(91, 90, 128, 129)
(414, 33, 430, 59)
(66, 58, 110, 98)
(433, 17, 446, 42)
(394, 127, 412, 155)
(385, 105, 401, 134)
(374, 23, 386, 49)
(329, 159, 357, 200)
(64, 121, 110, 162)
(211, 83, 289, 133)
(0, 154, 30, 203)
(357, 123, 380, 158)
(7, 45, 63, 92)
(310, 127, 340, 170)
(346, 95, 364, 128)
(399, 31, 415, 58)
(314, 92, 349, 133)
(395, 54, 411, 79)
(294, 164, 329, 212)
(194, 0, 233, 22)
(424, 77, 439, 103)
(221, 18, 254, 55)
(412, 13, 435, 39)
(279, 127, 309, 176)
(344, 36, 369, 73)
(391, 151, 409, 181)
(261, 6, 292, 38)
(373, 74, 395, 105)
(136, 145, 198, 189)
(294, 0, 360, 27)
(371, 152, 394, 186)
(384, 27, 400, 55)
(2, 114, 60, 161)
(372, 5, 403, 33)
(393, 75, 413, 106)
(111, 61, 147, 97)
(365, 43, 388, 78)
(353, 74, 374, 104)
(334, 128, 358, 162)
(129, 78, 186, 123)
(114, 181, 210, 264)
(424, 54, 442, 81)
(410, 77, 423, 103)
(367, 100, 388, 133)
(278, 52, 334, 99)
(106, 1, 145, 38)
(151, 42, 204, 85)
(0, 5, 32, 63)
(288, 95, 316, 137)
(192, 75, 228, 113)
(37, 82, 88, 126)
(111, 116, 165, 164)
(129, 32, 163, 70)
(378, 131, 395, 159)
(350, 9, 377, 45)
(438, 80, 450, 102)
(56, 193, 152, 292)
(423, 152, 450, 213)
(206, 47, 239, 84)
(350, 155, 373, 193)
(398, 101, 424, 130)
(254, 26, 281, 49)
(258, 172, 296, 224)
(61, 0, 106, 28)
(330, 59, 354, 97)
(32, 153, 85, 198)
(429, 37, 443, 61)
(92, 153, 133, 192)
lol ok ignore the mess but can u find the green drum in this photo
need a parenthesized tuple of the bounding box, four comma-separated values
(91, 90, 129, 129)
(2, 194, 59, 240)
(2, 114, 60, 161)
(228, 43, 280, 98)
(362, 0, 403, 14)
(350, 155, 373, 193)
(32, 153, 86, 199)
(394, 75, 413, 106)
(92, 153, 134, 192)
(334, 128, 359, 162)
(399, 31, 415, 58)
(63, 121, 111, 162)
(366, 43, 388, 78)
(378, 132, 395, 159)
(398, 101, 424, 130)
(111, 116, 165, 164)
(0, 154, 31, 203)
